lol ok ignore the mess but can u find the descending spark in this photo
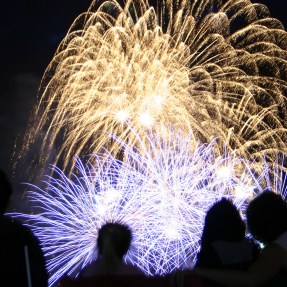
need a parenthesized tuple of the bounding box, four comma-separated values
(14, 130, 263, 286)
(253, 155, 287, 199)
(22, 0, 287, 175)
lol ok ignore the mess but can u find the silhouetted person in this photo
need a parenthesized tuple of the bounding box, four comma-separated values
(0, 169, 48, 287)
(80, 222, 143, 277)
(194, 191, 287, 286)
(196, 198, 260, 269)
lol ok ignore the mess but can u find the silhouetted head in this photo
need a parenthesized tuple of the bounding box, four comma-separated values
(247, 191, 287, 244)
(201, 198, 246, 246)
(0, 169, 13, 214)
(97, 222, 132, 259)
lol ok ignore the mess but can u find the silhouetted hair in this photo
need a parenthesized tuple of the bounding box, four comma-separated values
(201, 198, 246, 247)
(97, 222, 132, 259)
(0, 169, 13, 214)
(247, 191, 287, 243)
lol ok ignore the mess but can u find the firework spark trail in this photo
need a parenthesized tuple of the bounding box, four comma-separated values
(13, 129, 264, 286)
(22, 0, 287, 176)
(254, 155, 287, 198)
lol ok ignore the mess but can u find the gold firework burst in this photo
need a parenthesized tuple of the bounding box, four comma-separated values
(25, 0, 287, 174)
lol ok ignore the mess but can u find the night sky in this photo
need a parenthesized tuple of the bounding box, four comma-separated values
(0, 0, 286, 190)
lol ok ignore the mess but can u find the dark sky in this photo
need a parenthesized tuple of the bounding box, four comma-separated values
(0, 0, 286, 188)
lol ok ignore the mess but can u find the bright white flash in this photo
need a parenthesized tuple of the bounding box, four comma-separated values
(216, 165, 232, 180)
(116, 110, 129, 122)
(138, 112, 153, 127)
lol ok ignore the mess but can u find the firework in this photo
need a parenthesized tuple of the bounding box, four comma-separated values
(14, 129, 262, 286)
(22, 0, 287, 175)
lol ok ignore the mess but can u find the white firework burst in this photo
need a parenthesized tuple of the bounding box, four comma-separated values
(13, 129, 263, 286)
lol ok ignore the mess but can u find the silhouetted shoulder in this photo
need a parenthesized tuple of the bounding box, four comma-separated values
(272, 231, 287, 273)
(81, 260, 143, 277)
(274, 231, 287, 251)
(0, 215, 48, 287)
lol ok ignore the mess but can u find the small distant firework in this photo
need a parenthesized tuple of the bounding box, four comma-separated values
(23, 0, 287, 175)
(14, 130, 261, 286)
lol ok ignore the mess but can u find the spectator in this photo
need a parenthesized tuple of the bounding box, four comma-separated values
(80, 222, 143, 277)
(196, 198, 260, 269)
(0, 169, 48, 287)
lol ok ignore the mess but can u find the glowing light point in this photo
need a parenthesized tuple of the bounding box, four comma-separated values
(164, 221, 180, 240)
(116, 110, 129, 122)
(234, 184, 254, 199)
(98, 204, 107, 216)
(165, 227, 179, 240)
(154, 95, 164, 107)
(139, 112, 153, 127)
(216, 165, 232, 180)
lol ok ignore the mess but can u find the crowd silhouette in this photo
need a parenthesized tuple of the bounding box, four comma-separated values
(1, 168, 287, 287)
(193, 191, 287, 287)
